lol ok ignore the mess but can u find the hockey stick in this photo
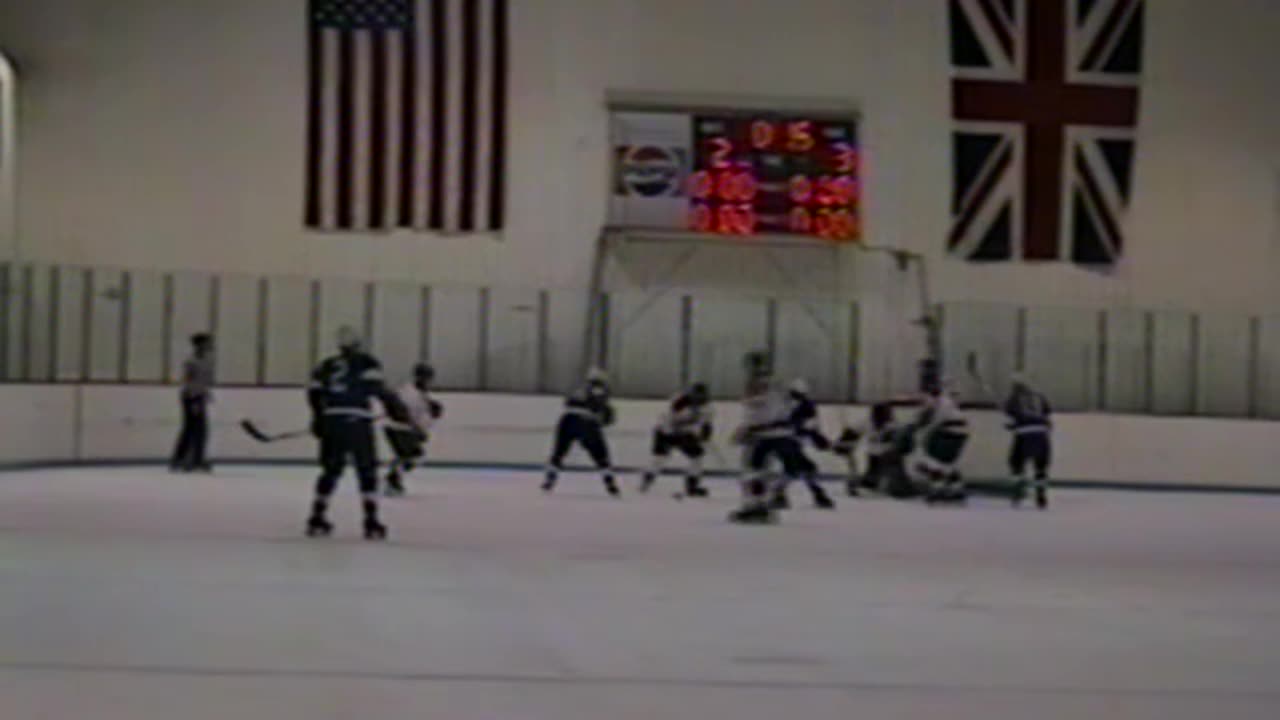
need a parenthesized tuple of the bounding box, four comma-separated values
(241, 416, 422, 444)
(240, 419, 310, 444)
(964, 351, 999, 408)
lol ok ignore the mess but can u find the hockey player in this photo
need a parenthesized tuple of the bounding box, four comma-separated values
(542, 368, 620, 497)
(640, 382, 713, 498)
(833, 402, 914, 498)
(727, 351, 808, 525)
(769, 379, 836, 510)
(383, 363, 443, 497)
(914, 380, 971, 504)
(305, 326, 411, 540)
(1005, 374, 1052, 510)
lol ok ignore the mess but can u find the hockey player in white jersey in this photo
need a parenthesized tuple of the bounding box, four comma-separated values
(640, 382, 713, 498)
(383, 363, 442, 496)
(727, 351, 808, 525)
(914, 379, 971, 504)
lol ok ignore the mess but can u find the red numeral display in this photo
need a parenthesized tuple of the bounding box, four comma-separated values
(788, 175, 813, 204)
(709, 137, 732, 169)
(787, 121, 814, 152)
(751, 120, 775, 150)
(833, 142, 857, 174)
(789, 207, 812, 234)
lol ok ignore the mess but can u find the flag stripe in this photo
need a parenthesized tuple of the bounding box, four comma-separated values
(488, 0, 507, 231)
(396, 29, 417, 227)
(442, 0, 466, 232)
(368, 29, 388, 229)
(350, 32, 372, 229)
(458, 0, 480, 232)
(335, 31, 356, 229)
(304, 25, 324, 228)
(428, 0, 449, 229)
(412, 0, 434, 229)
(319, 32, 342, 229)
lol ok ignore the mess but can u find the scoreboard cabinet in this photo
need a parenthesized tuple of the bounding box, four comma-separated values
(610, 105, 861, 243)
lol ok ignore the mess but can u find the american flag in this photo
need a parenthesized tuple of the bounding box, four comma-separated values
(948, 0, 1144, 265)
(305, 0, 508, 233)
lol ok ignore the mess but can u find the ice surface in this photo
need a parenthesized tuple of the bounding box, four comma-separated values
(1, 466, 1278, 719)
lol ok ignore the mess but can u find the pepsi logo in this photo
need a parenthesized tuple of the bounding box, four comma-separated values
(617, 145, 684, 197)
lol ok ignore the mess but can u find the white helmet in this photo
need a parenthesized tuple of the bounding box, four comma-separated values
(790, 378, 811, 396)
(587, 366, 609, 383)
(336, 325, 362, 351)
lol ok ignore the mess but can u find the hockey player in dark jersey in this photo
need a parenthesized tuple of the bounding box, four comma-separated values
(542, 368, 620, 497)
(640, 382, 713, 498)
(728, 351, 809, 525)
(768, 379, 836, 510)
(305, 326, 411, 540)
(1005, 374, 1052, 509)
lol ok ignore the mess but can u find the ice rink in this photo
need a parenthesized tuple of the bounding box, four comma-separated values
(1, 465, 1278, 719)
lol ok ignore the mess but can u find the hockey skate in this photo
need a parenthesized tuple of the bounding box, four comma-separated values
(808, 482, 836, 510)
(639, 472, 656, 494)
(845, 481, 861, 498)
(363, 517, 388, 541)
(384, 469, 406, 497)
(684, 476, 710, 498)
(305, 515, 333, 538)
(1035, 484, 1049, 510)
(603, 476, 621, 498)
(1011, 479, 1029, 507)
(767, 490, 791, 511)
(728, 504, 776, 525)
(540, 473, 557, 493)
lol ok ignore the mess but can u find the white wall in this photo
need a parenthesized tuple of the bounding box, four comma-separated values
(7, 385, 1278, 490)
(1, 0, 1278, 312)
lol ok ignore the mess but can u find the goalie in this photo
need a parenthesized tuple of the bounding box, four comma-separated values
(382, 363, 443, 497)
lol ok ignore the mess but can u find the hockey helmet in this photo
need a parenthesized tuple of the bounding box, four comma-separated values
(413, 363, 436, 382)
(789, 378, 811, 396)
(743, 350, 772, 379)
(336, 325, 362, 352)
(689, 382, 710, 403)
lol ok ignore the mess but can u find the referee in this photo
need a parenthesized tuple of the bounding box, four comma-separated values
(170, 333, 215, 472)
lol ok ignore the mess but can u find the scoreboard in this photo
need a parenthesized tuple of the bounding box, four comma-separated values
(610, 106, 861, 243)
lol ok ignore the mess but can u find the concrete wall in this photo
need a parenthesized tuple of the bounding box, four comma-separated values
(0, 0, 1277, 312)
(3, 385, 1276, 490)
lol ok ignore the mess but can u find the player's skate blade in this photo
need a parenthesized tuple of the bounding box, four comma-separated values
(1011, 480, 1028, 507)
(305, 516, 333, 538)
(1035, 486, 1049, 510)
(363, 518, 388, 541)
(728, 505, 777, 525)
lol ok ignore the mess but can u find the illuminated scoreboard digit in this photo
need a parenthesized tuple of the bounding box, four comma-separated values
(689, 115, 859, 241)
(609, 106, 861, 243)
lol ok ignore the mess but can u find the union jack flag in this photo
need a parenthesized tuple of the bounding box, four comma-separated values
(948, 0, 1145, 265)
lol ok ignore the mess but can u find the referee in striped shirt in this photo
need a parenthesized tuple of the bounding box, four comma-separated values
(170, 333, 215, 472)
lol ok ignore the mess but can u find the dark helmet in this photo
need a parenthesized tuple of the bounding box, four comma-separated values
(689, 382, 709, 403)
(870, 402, 894, 428)
(743, 350, 772, 379)
(413, 363, 436, 382)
